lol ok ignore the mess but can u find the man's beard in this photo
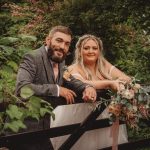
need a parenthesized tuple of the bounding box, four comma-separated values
(47, 46, 67, 63)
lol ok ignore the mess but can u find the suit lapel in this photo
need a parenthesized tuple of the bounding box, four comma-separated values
(40, 46, 65, 85)
(40, 46, 55, 83)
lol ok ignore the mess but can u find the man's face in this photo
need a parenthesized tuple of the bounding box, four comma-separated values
(46, 32, 71, 63)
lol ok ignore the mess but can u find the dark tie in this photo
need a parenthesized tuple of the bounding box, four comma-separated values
(53, 63, 59, 81)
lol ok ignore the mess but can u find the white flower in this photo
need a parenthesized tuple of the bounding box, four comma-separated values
(133, 84, 141, 93)
(121, 89, 134, 99)
(132, 106, 138, 112)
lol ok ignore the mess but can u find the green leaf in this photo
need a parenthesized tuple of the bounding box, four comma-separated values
(49, 111, 55, 120)
(28, 96, 41, 109)
(20, 85, 34, 99)
(18, 34, 37, 42)
(40, 99, 53, 109)
(30, 113, 40, 121)
(40, 108, 51, 117)
(0, 45, 15, 55)
(0, 37, 19, 45)
(7, 61, 18, 72)
(26, 96, 41, 121)
(4, 120, 26, 133)
(6, 104, 23, 120)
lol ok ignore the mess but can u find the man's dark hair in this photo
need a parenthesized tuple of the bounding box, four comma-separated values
(48, 25, 73, 39)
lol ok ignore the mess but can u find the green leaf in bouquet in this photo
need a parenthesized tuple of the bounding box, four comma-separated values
(126, 103, 133, 110)
(138, 94, 144, 102)
(4, 120, 26, 133)
(138, 88, 145, 94)
(6, 104, 23, 120)
(115, 94, 121, 102)
(120, 99, 128, 105)
(20, 85, 34, 99)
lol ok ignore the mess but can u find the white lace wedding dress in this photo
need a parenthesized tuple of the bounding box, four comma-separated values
(50, 103, 128, 150)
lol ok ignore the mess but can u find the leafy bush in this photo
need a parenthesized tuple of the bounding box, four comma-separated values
(0, 35, 54, 134)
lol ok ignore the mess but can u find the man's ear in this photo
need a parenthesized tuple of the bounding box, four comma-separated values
(45, 36, 51, 45)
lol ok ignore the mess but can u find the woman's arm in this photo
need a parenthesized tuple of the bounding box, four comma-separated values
(68, 64, 124, 91)
(81, 80, 121, 91)
(104, 60, 131, 82)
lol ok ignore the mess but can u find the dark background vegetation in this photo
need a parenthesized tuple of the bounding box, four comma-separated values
(0, 0, 150, 148)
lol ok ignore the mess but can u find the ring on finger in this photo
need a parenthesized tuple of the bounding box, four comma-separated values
(91, 97, 94, 100)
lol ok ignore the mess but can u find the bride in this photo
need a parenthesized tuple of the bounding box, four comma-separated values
(51, 34, 131, 150)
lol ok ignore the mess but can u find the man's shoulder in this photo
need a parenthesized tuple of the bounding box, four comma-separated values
(24, 46, 45, 58)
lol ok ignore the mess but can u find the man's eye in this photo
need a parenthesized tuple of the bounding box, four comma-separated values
(66, 42, 70, 47)
(56, 39, 62, 42)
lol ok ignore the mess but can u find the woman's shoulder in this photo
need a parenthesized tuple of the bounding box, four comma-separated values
(68, 64, 80, 73)
(68, 64, 86, 80)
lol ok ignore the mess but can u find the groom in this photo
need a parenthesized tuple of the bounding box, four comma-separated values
(14, 25, 97, 150)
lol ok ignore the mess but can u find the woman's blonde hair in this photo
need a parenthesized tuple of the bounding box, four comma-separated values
(73, 34, 112, 80)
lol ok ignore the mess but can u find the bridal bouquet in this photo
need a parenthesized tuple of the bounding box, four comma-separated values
(108, 78, 150, 129)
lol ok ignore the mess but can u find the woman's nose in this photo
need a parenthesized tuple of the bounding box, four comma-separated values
(88, 48, 93, 52)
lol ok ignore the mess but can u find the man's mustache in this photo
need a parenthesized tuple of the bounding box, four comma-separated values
(55, 48, 65, 54)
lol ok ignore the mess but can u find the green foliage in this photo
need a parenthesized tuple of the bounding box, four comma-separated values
(4, 120, 26, 133)
(0, 34, 54, 134)
(6, 104, 23, 120)
(20, 86, 34, 99)
(110, 24, 150, 83)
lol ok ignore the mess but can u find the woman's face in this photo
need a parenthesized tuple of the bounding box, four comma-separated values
(81, 39, 100, 64)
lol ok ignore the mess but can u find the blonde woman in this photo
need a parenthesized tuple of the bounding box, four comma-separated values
(51, 34, 130, 150)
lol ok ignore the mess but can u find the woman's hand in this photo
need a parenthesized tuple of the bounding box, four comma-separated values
(82, 86, 97, 103)
(109, 80, 125, 91)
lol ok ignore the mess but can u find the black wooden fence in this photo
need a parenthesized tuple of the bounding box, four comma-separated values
(0, 85, 150, 150)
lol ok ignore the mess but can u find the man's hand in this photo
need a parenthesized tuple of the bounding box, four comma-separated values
(82, 86, 97, 102)
(59, 86, 77, 104)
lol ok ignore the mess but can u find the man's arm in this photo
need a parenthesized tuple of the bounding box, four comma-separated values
(64, 75, 97, 102)
(15, 53, 58, 97)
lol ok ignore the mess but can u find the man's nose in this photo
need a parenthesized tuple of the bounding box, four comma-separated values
(59, 42, 65, 50)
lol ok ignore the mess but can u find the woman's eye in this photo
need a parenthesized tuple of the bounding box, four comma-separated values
(83, 47, 89, 50)
(93, 47, 98, 50)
